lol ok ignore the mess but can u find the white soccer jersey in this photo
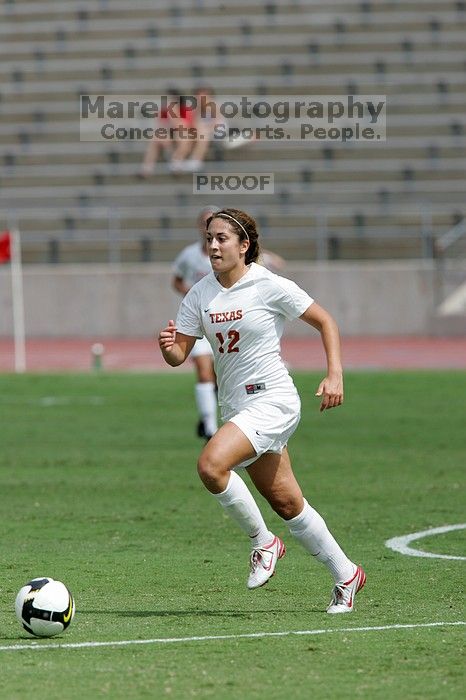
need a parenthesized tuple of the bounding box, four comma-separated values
(172, 242, 212, 289)
(176, 263, 314, 415)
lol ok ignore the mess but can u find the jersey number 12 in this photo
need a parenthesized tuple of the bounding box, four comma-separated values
(215, 330, 240, 354)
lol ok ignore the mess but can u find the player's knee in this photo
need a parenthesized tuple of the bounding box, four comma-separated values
(197, 451, 224, 487)
(269, 493, 303, 520)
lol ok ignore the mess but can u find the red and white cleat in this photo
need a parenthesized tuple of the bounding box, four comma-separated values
(327, 565, 366, 614)
(247, 535, 286, 589)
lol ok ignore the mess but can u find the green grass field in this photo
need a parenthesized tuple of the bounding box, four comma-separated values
(0, 371, 464, 699)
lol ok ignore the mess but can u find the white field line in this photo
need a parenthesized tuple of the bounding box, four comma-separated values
(0, 621, 464, 653)
(385, 524, 466, 561)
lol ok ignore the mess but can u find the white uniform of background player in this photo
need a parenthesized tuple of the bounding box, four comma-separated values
(172, 242, 213, 359)
(172, 206, 220, 439)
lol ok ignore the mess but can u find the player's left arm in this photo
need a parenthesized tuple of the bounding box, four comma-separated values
(299, 303, 343, 412)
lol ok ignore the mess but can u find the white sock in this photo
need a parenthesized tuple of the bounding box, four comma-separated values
(195, 382, 218, 436)
(286, 499, 355, 583)
(213, 471, 273, 548)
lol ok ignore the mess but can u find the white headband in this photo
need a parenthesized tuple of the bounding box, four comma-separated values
(215, 212, 249, 241)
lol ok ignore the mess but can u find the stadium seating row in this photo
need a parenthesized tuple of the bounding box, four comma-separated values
(0, 0, 464, 261)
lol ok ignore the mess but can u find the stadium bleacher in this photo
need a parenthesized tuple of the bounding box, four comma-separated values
(0, 0, 465, 262)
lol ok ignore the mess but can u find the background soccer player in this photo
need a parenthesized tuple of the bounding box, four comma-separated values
(172, 206, 220, 440)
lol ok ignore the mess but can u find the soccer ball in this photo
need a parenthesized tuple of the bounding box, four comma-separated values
(15, 577, 75, 638)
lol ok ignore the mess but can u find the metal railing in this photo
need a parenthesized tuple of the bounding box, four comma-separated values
(435, 218, 466, 257)
(3, 204, 463, 263)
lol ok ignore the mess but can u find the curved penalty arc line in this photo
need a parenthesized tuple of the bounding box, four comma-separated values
(385, 523, 466, 561)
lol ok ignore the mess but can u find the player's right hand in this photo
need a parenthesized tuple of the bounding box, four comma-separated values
(158, 319, 177, 350)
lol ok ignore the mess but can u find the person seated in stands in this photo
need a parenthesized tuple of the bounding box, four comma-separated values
(160, 85, 221, 174)
(141, 87, 195, 176)
(180, 85, 221, 172)
(167, 91, 198, 173)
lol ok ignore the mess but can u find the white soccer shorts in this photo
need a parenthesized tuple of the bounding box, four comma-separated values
(225, 392, 301, 468)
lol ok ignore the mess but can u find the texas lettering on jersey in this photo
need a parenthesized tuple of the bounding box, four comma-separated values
(208, 310, 243, 324)
(176, 263, 314, 411)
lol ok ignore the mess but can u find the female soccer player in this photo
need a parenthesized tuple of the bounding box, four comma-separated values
(158, 208, 365, 613)
(172, 206, 286, 441)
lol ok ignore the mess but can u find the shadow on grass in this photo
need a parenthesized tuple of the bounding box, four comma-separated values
(78, 607, 322, 618)
(0, 607, 323, 641)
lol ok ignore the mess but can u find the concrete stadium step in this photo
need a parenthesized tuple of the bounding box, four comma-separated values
(0, 122, 466, 147)
(2, 177, 465, 206)
(5, 0, 457, 15)
(2, 31, 464, 65)
(3, 204, 463, 237)
(2, 9, 464, 42)
(2, 47, 464, 78)
(3, 161, 466, 191)
(2, 54, 464, 86)
(1, 97, 464, 130)
(2, 90, 465, 121)
(1, 105, 464, 134)
(3, 71, 466, 102)
(4, 210, 464, 251)
(2, 29, 466, 60)
(12, 236, 437, 265)
(3, 156, 465, 182)
(7, 202, 459, 224)
(2, 136, 464, 163)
